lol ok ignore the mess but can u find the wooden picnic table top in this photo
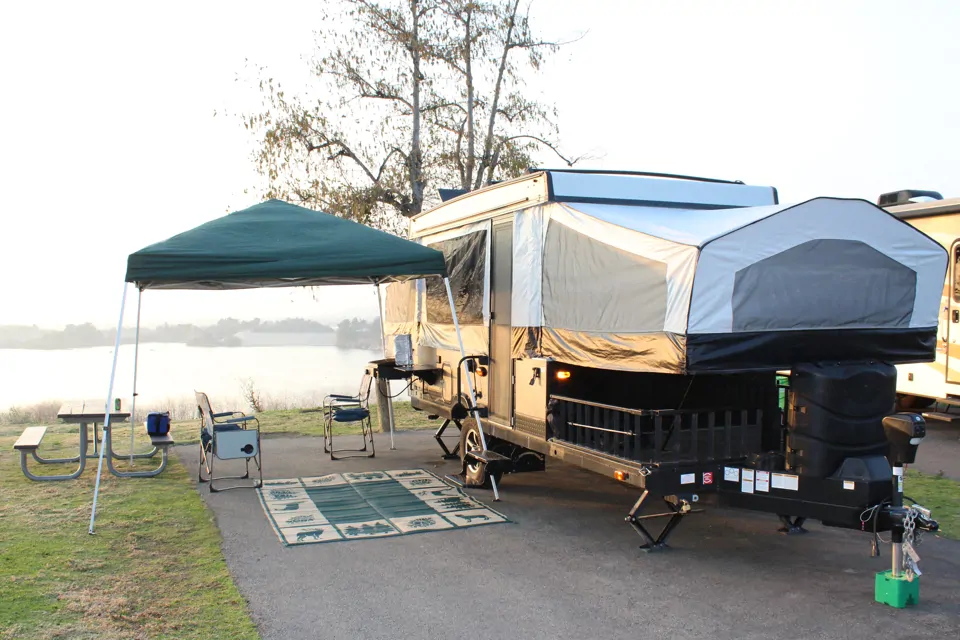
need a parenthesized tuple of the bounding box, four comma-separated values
(57, 399, 130, 423)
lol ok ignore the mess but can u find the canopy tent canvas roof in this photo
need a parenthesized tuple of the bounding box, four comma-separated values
(391, 196, 948, 374)
(89, 199, 490, 533)
(126, 199, 448, 289)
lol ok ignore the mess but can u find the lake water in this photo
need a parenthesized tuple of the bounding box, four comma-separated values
(0, 344, 399, 414)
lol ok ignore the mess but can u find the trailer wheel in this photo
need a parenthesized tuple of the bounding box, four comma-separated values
(460, 421, 503, 488)
(896, 394, 935, 412)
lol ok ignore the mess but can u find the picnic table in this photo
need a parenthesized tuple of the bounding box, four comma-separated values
(13, 398, 174, 481)
(57, 399, 131, 457)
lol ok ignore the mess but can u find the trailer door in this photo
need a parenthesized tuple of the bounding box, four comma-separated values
(489, 221, 514, 423)
(947, 241, 960, 384)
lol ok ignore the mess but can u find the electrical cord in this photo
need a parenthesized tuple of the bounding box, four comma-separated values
(382, 381, 413, 399)
(860, 501, 889, 558)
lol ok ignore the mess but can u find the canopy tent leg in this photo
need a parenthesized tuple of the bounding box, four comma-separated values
(89, 281, 129, 535)
(129, 288, 141, 466)
(443, 277, 499, 501)
(375, 283, 396, 450)
(104, 287, 156, 463)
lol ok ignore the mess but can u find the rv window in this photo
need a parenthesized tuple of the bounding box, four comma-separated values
(954, 245, 960, 303)
(425, 230, 487, 325)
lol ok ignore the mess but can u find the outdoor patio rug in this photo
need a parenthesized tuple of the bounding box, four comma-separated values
(256, 469, 510, 545)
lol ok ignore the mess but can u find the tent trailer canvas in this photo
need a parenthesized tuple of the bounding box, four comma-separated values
(880, 191, 960, 416)
(382, 169, 945, 562)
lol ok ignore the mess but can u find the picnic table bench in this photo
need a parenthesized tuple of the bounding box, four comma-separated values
(106, 430, 176, 478)
(15, 424, 89, 481)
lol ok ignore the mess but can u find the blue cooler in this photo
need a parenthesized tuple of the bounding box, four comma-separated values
(146, 411, 171, 436)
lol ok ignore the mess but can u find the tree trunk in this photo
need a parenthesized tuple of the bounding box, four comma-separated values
(463, 8, 476, 191)
(478, 0, 520, 189)
(409, 0, 425, 215)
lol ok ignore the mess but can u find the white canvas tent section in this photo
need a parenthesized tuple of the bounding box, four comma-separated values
(687, 198, 944, 332)
(402, 195, 946, 375)
(512, 197, 946, 373)
(533, 198, 944, 332)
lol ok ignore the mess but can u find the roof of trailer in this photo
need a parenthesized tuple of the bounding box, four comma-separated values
(559, 201, 785, 246)
(410, 170, 779, 236)
(561, 197, 899, 247)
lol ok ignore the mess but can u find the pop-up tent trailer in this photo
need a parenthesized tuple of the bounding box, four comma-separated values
(88, 199, 489, 531)
(383, 169, 945, 584)
(390, 172, 944, 374)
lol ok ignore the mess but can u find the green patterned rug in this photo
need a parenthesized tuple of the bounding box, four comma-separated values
(256, 469, 509, 545)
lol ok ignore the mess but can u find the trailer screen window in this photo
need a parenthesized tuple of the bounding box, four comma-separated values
(425, 230, 487, 325)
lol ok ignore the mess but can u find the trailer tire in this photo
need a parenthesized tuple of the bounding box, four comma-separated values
(460, 421, 503, 489)
(896, 394, 935, 412)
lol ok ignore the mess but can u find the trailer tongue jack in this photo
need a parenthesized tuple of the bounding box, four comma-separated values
(873, 413, 939, 607)
(625, 491, 703, 552)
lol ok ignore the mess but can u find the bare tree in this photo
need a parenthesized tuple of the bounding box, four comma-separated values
(243, 0, 580, 233)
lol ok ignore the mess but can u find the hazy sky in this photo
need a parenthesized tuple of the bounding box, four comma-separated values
(2, 1, 958, 329)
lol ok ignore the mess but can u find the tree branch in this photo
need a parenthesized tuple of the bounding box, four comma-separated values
(497, 134, 582, 167)
(477, 0, 520, 189)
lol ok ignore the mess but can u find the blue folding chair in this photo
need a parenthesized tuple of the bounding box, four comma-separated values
(195, 391, 262, 492)
(323, 373, 375, 460)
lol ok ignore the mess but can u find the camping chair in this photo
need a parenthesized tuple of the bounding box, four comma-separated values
(195, 391, 262, 492)
(323, 372, 375, 460)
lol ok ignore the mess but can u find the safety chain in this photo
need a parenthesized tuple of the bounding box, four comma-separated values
(904, 506, 923, 547)
(905, 509, 915, 542)
(902, 506, 924, 581)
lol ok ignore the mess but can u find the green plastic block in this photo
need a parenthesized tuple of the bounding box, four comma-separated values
(875, 570, 920, 608)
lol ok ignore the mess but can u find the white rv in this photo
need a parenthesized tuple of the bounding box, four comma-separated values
(881, 191, 960, 415)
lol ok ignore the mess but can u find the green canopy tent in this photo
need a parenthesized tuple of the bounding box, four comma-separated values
(89, 199, 489, 532)
(125, 199, 448, 289)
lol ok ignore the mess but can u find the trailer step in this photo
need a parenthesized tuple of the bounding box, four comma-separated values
(465, 449, 511, 464)
(465, 449, 512, 475)
(920, 411, 960, 423)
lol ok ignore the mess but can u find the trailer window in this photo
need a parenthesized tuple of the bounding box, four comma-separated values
(425, 230, 486, 325)
(954, 245, 960, 302)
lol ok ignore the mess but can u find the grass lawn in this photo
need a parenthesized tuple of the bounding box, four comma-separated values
(0, 402, 434, 639)
(904, 469, 960, 541)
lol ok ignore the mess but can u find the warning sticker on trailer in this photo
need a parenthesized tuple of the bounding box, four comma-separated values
(741, 468, 755, 494)
(724, 467, 739, 482)
(702, 472, 714, 485)
(771, 473, 799, 491)
(755, 470, 770, 492)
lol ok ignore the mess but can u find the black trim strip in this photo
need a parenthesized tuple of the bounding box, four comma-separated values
(528, 167, 749, 185)
(685, 327, 937, 373)
(554, 195, 747, 210)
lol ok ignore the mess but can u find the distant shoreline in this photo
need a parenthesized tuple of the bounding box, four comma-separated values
(0, 341, 382, 352)
(0, 317, 383, 351)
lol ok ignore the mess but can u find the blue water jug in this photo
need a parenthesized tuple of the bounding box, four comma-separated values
(146, 411, 171, 435)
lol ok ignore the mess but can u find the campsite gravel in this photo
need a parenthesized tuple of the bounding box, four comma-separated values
(177, 431, 960, 640)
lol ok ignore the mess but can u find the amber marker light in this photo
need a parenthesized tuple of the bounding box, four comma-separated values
(614, 470, 629, 482)
(556, 370, 571, 381)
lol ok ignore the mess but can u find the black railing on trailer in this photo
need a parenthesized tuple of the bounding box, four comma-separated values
(549, 395, 764, 466)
